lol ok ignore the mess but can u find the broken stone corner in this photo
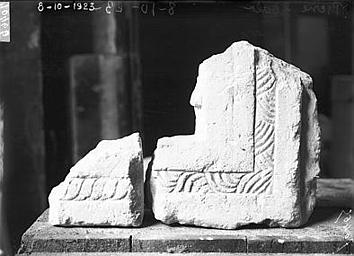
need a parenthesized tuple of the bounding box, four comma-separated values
(149, 40, 320, 229)
(48, 132, 144, 227)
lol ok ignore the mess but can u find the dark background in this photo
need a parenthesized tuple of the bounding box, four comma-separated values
(0, 1, 353, 254)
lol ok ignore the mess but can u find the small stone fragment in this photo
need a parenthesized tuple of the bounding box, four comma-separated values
(149, 41, 320, 229)
(49, 133, 144, 226)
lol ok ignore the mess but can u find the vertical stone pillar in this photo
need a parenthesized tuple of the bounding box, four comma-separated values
(93, 13, 117, 54)
(71, 3, 142, 161)
(0, 105, 11, 256)
(0, 1, 45, 248)
(125, 4, 143, 133)
(93, 12, 122, 140)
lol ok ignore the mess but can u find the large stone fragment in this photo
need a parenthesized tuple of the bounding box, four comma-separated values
(49, 133, 144, 226)
(149, 41, 320, 229)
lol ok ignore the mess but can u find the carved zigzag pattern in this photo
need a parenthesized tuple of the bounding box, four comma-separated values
(255, 121, 274, 156)
(154, 169, 272, 194)
(253, 62, 276, 193)
(256, 66, 276, 97)
(60, 177, 130, 201)
(154, 61, 276, 195)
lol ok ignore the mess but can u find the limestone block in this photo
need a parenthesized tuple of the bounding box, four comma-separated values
(49, 133, 144, 226)
(150, 41, 320, 229)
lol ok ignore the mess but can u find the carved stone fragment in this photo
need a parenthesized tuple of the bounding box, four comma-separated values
(149, 41, 320, 229)
(49, 133, 144, 226)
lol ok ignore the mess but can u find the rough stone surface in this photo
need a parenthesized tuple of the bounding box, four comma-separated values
(17, 206, 353, 254)
(149, 41, 320, 229)
(132, 234, 246, 253)
(48, 133, 144, 226)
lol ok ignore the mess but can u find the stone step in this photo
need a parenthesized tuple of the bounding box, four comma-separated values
(17, 206, 353, 254)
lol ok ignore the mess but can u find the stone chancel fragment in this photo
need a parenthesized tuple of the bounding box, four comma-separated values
(49, 133, 144, 226)
(149, 41, 320, 229)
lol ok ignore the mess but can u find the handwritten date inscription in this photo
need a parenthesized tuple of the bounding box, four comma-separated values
(37, 1, 176, 16)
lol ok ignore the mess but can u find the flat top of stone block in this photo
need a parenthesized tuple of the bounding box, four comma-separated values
(19, 205, 353, 254)
(21, 179, 354, 254)
(67, 132, 142, 178)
